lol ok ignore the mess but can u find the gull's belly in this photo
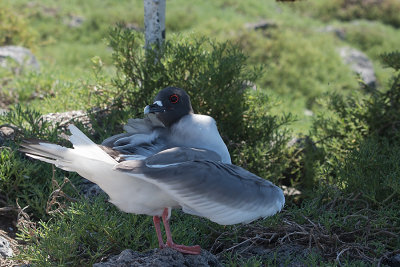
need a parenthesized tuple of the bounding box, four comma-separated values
(104, 173, 179, 216)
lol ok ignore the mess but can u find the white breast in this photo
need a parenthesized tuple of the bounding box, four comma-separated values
(168, 114, 231, 163)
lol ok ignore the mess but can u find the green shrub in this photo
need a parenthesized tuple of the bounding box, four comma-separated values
(311, 92, 368, 167)
(337, 138, 400, 203)
(0, 145, 55, 219)
(0, 105, 83, 218)
(231, 92, 294, 182)
(102, 27, 293, 182)
(295, 0, 400, 28)
(310, 51, 400, 201)
(0, 5, 37, 47)
(0, 104, 60, 140)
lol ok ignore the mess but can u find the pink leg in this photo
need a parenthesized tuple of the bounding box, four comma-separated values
(153, 216, 165, 248)
(161, 208, 201, 255)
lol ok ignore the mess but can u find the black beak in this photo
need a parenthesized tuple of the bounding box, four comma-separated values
(144, 103, 166, 114)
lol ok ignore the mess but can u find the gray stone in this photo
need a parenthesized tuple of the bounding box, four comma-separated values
(83, 184, 105, 198)
(0, 236, 13, 258)
(304, 109, 314, 117)
(242, 80, 257, 91)
(0, 126, 15, 145)
(245, 20, 277, 31)
(387, 254, 400, 267)
(124, 23, 143, 32)
(93, 248, 222, 267)
(0, 46, 40, 73)
(281, 185, 301, 197)
(64, 15, 85, 28)
(318, 25, 346, 40)
(41, 108, 109, 132)
(41, 110, 89, 126)
(287, 136, 315, 149)
(40, 110, 94, 135)
(338, 46, 376, 89)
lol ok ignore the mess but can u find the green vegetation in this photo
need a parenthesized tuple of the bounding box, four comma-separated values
(0, 5, 37, 47)
(106, 29, 292, 182)
(1, 0, 400, 266)
(297, 0, 400, 28)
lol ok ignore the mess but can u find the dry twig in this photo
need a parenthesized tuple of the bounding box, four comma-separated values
(46, 167, 79, 215)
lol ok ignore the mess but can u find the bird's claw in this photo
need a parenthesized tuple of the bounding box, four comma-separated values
(165, 242, 201, 255)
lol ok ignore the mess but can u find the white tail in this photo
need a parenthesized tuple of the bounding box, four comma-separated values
(21, 125, 116, 173)
(67, 125, 116, 164)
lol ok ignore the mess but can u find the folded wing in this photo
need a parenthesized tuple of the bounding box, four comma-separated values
(115, 147, 285, 225)
(102, 116, 168, 157)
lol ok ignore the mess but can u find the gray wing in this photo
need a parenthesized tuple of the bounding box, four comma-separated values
(115, 148, 285, 225)
(101, 116, 168, 157)
(145, 147, 221, 166)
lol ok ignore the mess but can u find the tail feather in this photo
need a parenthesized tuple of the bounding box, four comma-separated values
(68, 125, 116, 164)
(27, 153, 75, 171)
(21, 125, 116, 172)
(20, 140, 68, 160)
(20, 140, 74, 171)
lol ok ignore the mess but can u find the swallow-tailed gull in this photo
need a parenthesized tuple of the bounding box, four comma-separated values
(21, 87, 285, 255)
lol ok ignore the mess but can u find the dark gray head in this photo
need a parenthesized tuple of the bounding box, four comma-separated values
(144, 87, 193, 127)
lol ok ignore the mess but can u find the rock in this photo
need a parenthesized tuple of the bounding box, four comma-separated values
(241, 80, 257, 91)
(124, 23, 143, 32)
(83, 184, 105, 198)
(0, 127, 14, 138)
(26, 2, 59, 17)
(387, 254, 400, 267)
(0, 46, 40, 73)
(245, 20, 277, 31)
(304, 109, 314, 117)
(93, 248, 222, 267)
(0, 236, 13, 258)
(338, 46, 376, 89)
(40, 108, 110, 133)
(64, 15, 85, 28)
(318, 25, 346, 40)
(0, 126, 15, 145)
(41, 110, 91, 131)
(281, 185, 301, 197)
(287, 136, 315, 150)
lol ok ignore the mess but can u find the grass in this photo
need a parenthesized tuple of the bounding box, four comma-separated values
(1, 0, 400, 266)
(15, 187, 398, 266)
(2, 0, 400, 117)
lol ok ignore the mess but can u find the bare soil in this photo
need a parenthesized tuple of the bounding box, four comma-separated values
(0, 211, 28, 266)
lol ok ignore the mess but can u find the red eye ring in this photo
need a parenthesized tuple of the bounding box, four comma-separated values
(169, 94, 179, 104)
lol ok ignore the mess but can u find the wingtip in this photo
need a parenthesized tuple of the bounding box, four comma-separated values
(21, 138, 42, 145)
(20, 138, 51, 150)
(276, 186, 286, 211)
(67, 124, 77, 131)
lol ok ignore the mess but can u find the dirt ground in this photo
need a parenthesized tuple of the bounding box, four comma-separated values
(0, 211, 28, 267)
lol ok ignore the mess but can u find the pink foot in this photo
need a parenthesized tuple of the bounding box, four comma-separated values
(165, 242, 201, 255)
(157, 208, 202, 255)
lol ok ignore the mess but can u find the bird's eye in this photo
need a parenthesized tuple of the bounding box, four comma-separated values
(169, 94, 179, 104)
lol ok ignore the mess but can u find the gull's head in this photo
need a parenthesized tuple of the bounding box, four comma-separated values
(144, 87, 193, 127)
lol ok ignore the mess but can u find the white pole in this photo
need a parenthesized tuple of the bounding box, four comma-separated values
(144, 0, 166, 49)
